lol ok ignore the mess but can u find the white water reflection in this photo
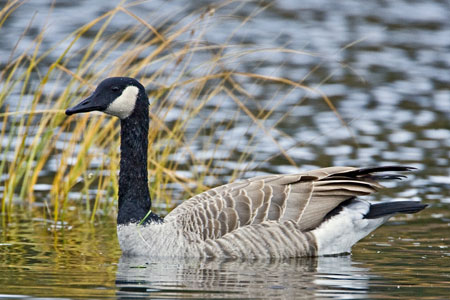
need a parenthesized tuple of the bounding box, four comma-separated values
(116, 255, 371, 299)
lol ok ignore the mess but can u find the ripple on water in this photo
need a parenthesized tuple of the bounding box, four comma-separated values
(0, 0, 449, 299)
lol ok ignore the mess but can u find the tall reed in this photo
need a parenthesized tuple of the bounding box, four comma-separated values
(0, 0, 345, 223)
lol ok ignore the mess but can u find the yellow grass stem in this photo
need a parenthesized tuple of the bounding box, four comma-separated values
(0, 0, 353, 224)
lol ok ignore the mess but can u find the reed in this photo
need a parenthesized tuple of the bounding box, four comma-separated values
(0, 0, 344, 224)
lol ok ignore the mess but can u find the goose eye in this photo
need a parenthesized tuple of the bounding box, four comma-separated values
(111, 86, 120, 92)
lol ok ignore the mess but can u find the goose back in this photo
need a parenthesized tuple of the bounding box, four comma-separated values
(165, 166, 388, 242)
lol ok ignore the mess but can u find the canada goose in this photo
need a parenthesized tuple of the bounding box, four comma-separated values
(66, 77, 427, 258)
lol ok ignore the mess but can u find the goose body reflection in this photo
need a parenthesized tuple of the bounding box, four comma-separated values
(115, 255, 370, 299)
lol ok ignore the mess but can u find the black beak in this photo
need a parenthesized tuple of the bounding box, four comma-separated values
(65, 94, 103, 116)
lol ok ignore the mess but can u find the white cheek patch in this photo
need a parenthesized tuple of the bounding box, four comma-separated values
(105, 85, 139, 119)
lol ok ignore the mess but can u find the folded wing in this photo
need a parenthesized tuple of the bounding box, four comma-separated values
(165, 166, 412, 242)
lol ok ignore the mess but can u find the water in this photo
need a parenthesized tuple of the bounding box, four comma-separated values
(1, 209, 448, 299)
(1, 0, 449, 299)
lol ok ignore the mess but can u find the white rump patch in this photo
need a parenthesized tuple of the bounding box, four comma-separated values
(105, 85, 139, 119)
(312, 200, 388, 256)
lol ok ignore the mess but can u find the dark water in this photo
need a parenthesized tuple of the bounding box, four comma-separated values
(1, 0, 449, 299)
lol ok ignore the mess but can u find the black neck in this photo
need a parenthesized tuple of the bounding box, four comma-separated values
(116, 95, 162, 225)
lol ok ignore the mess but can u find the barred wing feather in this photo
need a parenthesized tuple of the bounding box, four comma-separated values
(164, 166, 398, 241)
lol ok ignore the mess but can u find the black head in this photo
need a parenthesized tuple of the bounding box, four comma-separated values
(66, 77, 147, 119)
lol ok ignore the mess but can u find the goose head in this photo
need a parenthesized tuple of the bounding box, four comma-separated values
(66, 77, 147, 119)
(66, 77, 156, 225)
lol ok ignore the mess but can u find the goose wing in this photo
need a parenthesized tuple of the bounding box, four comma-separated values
(164, 166, 411, 241)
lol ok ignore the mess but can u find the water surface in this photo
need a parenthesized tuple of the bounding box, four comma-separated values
(1, 0, 449, 299)
(1, 208, 447, 299)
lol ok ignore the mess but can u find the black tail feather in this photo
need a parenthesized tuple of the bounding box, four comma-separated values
(369, 174, 408, 180)
(364, 201, 428, 219)
(322, 166, 415, 183)
(337, 166, 415, 178)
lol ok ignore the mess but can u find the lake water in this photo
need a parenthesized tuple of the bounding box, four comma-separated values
(0, 0, 449, 299)
(1, 209, 448, 299)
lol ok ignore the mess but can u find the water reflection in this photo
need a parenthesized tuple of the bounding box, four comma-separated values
(1, 208, 447, 299)
(116, 255, 371, 299)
